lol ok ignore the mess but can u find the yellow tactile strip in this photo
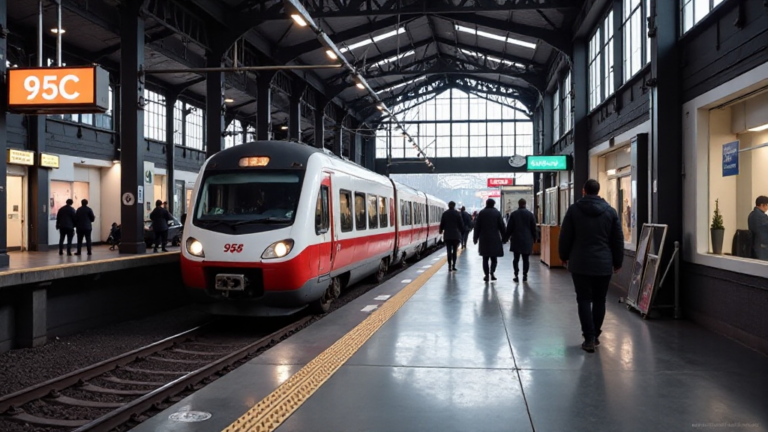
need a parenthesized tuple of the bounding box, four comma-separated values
(222, 251, 456, 432)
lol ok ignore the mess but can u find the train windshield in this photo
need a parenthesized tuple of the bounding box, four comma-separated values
(194, 171, 302, 230)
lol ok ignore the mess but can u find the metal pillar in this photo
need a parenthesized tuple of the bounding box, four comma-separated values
(332, 113, 343, 157)
(350, 119, 360, 163)
(165, 92, 177, 216)
(257, 72, 274, 141)
(571, 37, 589, 195)
(288, 82, 305, 142)
(313, 97, 327, 149)
(206, 55, 224, 157)
(542, 93, 553, 154)
(0, 0, 9, 266)
(27, 116, 49, 251)
(118, 0, 147, 254)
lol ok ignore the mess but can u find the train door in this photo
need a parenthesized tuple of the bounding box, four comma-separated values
(316, 173, 334, 276)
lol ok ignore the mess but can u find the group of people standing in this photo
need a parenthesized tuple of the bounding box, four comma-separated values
(55, 199, 96, 256)
(438, 178, 625, 355)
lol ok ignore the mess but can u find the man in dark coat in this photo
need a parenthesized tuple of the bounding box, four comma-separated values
(473, 199, 506, 282)
(56, 198, 76, 256)
(505, 198, 537, 282)
(150, 199, 174, 252)
(748, 195, 768, 261)
(74, 199, 96, 256)
(460, 206, 473, 249)
(559, 179, 623, 353)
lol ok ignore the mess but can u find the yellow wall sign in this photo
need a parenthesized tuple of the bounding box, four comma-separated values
(7, 150, 35, 166)
(40, 153, 60, 168)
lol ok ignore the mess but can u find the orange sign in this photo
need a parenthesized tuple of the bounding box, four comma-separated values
(8, 66, 110, 114)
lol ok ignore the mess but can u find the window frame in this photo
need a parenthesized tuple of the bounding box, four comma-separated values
(378, 196, 388, 228)
(367, 194, 379, 229)
(354, 192, 367, 231)
(315, 186, 330, 235)
(339, 190, 353, 233)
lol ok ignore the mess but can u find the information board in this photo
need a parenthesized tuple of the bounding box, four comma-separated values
(526, 155, 571, 171)
(8, 66, 111, 114)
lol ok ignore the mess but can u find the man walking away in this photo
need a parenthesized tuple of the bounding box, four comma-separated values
(748, 195, 768, 261)
(505, 198, 537, 282)
(150, 199, 174, 252)
(460, 206, 473, 249)
(74, 199, 96, 256)
(56, 199, 76, 256)
(473, 199, 506, 282)
(559, 179, 623, 353)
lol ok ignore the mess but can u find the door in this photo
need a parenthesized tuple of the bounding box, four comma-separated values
(7, 176, 23, 249)
(316, 173, 335, 276)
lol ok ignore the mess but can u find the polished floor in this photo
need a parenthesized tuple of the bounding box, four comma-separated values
(131, 245, 768, 432)
(2, 244, 179, 273)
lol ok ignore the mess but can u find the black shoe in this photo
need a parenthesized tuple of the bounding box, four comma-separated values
(513, 276, 519, 283)
(59, 251, 63, 255)
(67, 252, 72, 256)
(581, 338, 596, 353)
(523, 275, 528, 282)
(87, 252, 92, 256)
(74, 252, 81, 256)
(595, 338, 600, 346)
(491, 273, 497, 281)
(483, 275, 489, 282)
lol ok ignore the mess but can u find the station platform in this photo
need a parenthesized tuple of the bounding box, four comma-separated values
(133, 245, 768, 432)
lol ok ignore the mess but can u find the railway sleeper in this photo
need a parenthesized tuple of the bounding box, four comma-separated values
(79, 383, 148, 396)
(6, 412, 89, 428)
(45, 394, 125, 409)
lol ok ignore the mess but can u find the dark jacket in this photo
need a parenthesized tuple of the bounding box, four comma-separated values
(505, 207, 537, 255)
(75, 205, 96, 231)
(150, 207, 174, 232)
(56, 205, 76, 230)
(440, 208, 464, 241)
(460, 210, 473, 232)
(748, 207, 768, 260)
(473, 206, 506, 257)
(559, 195, 624, 276)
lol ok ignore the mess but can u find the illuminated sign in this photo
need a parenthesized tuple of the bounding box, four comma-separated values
(487, 178, 514, 187)
(239, 157, 270, 167)
(40, 153, 60, 168)
(8, 66, 110, 114)
(7, 150, 35, 166)
(475, 190, 501, 199)
(526, 155, 571, 171)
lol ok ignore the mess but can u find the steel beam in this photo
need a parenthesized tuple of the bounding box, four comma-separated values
(166, 92, 178, 216)
(289, 81, 306, 142)
(27, 115, 49, 252)
(206, 53, 225, 157)
(119, 0, 148, 254)
(257, 72, 275, 140)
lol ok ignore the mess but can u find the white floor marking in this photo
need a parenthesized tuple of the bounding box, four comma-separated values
(361, 305, 378, 312)
(417, 270, 425, 273)
(422, 265, 432, 268)
(432, 258, 439, 261)
(374, 295, 391, 301)
(401, 279, 412, 283)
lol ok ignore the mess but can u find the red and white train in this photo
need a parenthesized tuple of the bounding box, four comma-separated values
(180, 141, 447, 316)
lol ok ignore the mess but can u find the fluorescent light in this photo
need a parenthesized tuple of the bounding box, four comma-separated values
(606, 169, 617, 175)
(377, 104, 385, 111)
(455, 25, 536, 50)
(748, 123, 768, 132)
(340, 27, 406, 53)
(371, 51, 415, 68)
(376, 76, 427, 94)
(291, 14, 308, 27)
(325, 50, 338, 60)
(459, 48, 526, 70)
(224, 98, 234, 103)
(51, 28, 65, 34)
(356, 82, 365, 89)
(280, 125, 288, 130)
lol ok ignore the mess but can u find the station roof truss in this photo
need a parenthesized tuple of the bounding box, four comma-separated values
(6, 0, 583, 141)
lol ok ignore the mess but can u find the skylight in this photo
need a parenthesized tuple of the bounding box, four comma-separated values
(459, 48, 526, 70)
(371, 50, 415, 68)
(455, 25, 537, 50)
(340, 27, 407, 53)
(376, 76, 427, 94)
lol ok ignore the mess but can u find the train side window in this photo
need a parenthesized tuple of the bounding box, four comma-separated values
(339, 190, 353, 232)
(368, 194, 378, 229)
(379, 197, 388, 228)
(314, 190, 323, 234)
(400, 200, 405, 225)
(407, 202, 412, 225)
(355, 192, 367, 230)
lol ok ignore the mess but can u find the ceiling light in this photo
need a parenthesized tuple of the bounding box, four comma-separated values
(606, 169, 617, 176)
(455, 25, 536, 50)
(291, 14, 308, 27)
(224, 98, 234, 103)
(372, 50, 415, 68)
(340, 27, 406, 53)
(748, 123, 768, 132)
(50, 28, 65, 34)
(377, 104, 385, 111)
(356, 82, 365, 89)
(280, 125, 288, 130)
(326, 50, 338, 60)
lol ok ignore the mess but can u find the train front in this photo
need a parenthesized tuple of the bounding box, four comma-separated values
(180, 142, 324, 316)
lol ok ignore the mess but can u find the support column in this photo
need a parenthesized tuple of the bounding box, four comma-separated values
(257, 72, 274, 141)
(165, 92, 177, 217)
(288, 82, 305, 142)
(27, 116, 49, 251)
(571, 37, 589, 194)
(542, 95, 553, 154)
(314, 97, 327, 149)
(350, 119, 360, 164)
(0, 0, 8, 266)
(206, 55, 224, 157)
(332, 111, 343, 157)
(118, 0, 146, 254)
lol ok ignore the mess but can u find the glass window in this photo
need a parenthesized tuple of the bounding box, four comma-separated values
(143, 89, 166, 142)
(589, 28, 602, 110)
(682, 0, 724, 33)
(368, 194, 379, 229)
(603, 11, 615, 97)
(355, 192, 366, 230)
(597, 146, 634, 245)
(623, 0, 647, 82)
(225, 120, 244, 149)
(379, 197, 388, 228)
(553, 86, 561, 140)
(563, 72, 572, 134)
(340, 191, 353, 232)
(186, 105, 204, 150)
(315, 186, 330, 235)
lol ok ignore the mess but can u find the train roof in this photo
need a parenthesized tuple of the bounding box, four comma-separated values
(206, 141, 322, 171)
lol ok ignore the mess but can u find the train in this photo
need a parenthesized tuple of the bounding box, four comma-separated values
(180, 140, 448, 316)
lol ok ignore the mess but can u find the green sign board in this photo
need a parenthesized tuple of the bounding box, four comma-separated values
(526, 155, 571, 171)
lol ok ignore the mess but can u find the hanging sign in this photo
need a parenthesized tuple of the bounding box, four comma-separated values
(8, 66, 111, 114)
(39, 153, 60, 168)
(7, 149, 35, 166)
(526, 155, 571, 171)
(722, 141, 739, 177)
(488, 178, 514, 187)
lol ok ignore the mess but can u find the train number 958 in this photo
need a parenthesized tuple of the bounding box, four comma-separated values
(224, 244, 244, 253)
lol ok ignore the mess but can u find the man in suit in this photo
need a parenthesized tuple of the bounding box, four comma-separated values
(74, 199, 96, 256)
(748, 195, 768, 261)
(473, 199, 506, 282)
(56, 199, 76, 256)
(439, 201, 464, 272)
(505, 198, 537, 282)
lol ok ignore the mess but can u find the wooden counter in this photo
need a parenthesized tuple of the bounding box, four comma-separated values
(539, 224, 563, 268)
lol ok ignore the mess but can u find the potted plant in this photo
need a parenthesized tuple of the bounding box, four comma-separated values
(711, 199, 725, 255)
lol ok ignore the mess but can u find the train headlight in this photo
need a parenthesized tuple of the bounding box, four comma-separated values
(262, 239, 294, 259)
(186, 237, 205, 257)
